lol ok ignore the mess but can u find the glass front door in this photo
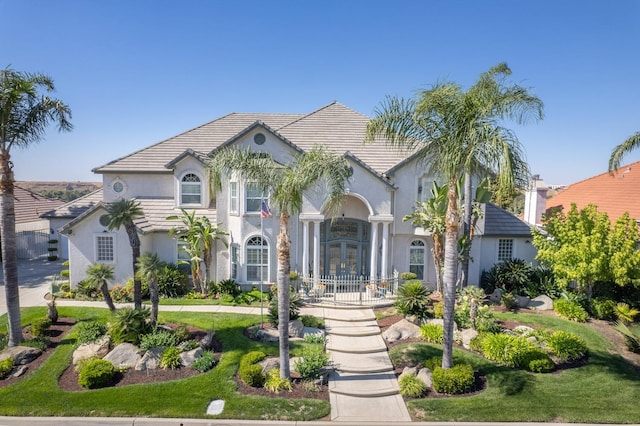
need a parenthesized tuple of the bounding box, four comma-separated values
(321, 218, 370, 277)
(328, 242, 359, 276)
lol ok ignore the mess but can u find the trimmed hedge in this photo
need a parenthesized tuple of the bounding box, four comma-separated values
(554, 298, 588, 322)
(432, 363, 475, 395)
(545, 330, 587, 362)
(239, 351, 266, 387)
(78, 359, 116, 389)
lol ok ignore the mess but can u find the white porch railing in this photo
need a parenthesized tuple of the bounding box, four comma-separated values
(296, 273, 399, 306)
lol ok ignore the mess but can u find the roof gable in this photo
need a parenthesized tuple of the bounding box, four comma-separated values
(479, 203, 532, 237)
(8, 186, 64, 224)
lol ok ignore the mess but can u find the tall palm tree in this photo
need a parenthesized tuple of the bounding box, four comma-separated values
(85, 263, 116, 312)
(609, 131, 640, 173)
(137, 252, 163, 326)
(106, 199, 144, 309)
(366, 63, 542, 368)
(0, 68, 72, 346)
(210, 145, 351, 378)
(197, 216, 228, 289)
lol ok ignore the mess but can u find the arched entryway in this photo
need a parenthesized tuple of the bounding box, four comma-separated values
(320, 218, 370, 277)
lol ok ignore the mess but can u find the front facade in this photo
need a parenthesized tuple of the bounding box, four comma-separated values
(52, 102, 534, 289)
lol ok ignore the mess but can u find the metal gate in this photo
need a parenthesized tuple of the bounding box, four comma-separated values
(298, 273, 399, 306)
(16, 229, 50, 259)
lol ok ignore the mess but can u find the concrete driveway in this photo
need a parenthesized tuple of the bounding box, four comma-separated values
(0, 257, 66, 316)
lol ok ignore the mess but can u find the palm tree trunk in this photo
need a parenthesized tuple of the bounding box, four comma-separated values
(277, 211, 291, 379)
(100, 282, 116, 312)
(125, 223, 142, 309)
(203, 249, 212, 296)
(432, 235, 444, 294)
(0, 151, 23, 346)
(149, 278, 159, 327)
(442, 182, 461, 369)
(460, 170, 472, 288)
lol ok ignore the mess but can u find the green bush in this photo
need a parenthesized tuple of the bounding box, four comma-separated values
(173, 325, 191, 342)
(139, 329, 179, 350)
(109, 285, 132, 303)
(78, 359, 116, 389)
(554, 298, 588, 322)
(468, 332, 490, 353)
(432, 301, 444, 319)
(527, 355, 556, 373)
(125, 277, 150, 299)
(303, 334, 327, 345)
(481, 333, 541, 368)
(239, 363, 265, 387)
(399, 373, 426, 397)
(423, 356, 443, 371)
(157, 264, 188, 297)
(75, 320, 107, 345)
(108, 307, 152, 345)
(59, 281, 71, 292)
(432, 364, 475, 395)
(268, 288, 302, 327)
(400, 272, 417, 281)
(76, 279, 100, 299)
(545, 330, 587, 362)
(30, 317, 51, 338)
(590, 297, 617, 321)
(615, 302, 639, 324)
(178, 339, 200, 351)
(614, 321, 640, 353)
(19, 338, 50, 350)
(0, 357, 14, 379)
(264, 368, 292, 393)
(294, 347, 328, 380)
(0, 333, 7, 351)
(160, 346, 183, 369)
(501, 292, 518, 310)
(300, 314, 325, 329)
(218, 279, 241, 297)
(395, 280, 431, 319)
(191, 351, 217, 372)
(420, 323, 444, 344)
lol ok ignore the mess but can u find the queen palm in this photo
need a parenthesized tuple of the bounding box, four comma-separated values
(197, 216, 228, 289)
(137, 252, 163, 326)
(106, 199, 144, 309)
(609, 131, 640, 173)
(85, 263, 116, 312)
(0, 68, 72, 346)
(366, 63, 542, 368)
(210, 145, 351, 378)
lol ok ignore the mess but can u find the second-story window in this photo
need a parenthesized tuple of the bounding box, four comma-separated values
(246, 183, 263, 213)
(181, 173, 201, 205)
(229, 182, 238, 214)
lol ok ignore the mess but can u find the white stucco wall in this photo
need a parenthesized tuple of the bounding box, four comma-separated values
(102, 173, 174, 202)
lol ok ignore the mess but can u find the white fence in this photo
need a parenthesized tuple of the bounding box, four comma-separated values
(296, 274, 399, 306)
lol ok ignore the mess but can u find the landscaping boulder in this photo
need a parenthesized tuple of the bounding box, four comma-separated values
(417, 367, 433, 388)
(135, 347, 163, 371)
(400, 366, 418, 378)
(425, 318, 458, 331)
(8, 365, 28, 378)
(180, 347, 203, 367)
(254, 327, 279, 342)
(288, 319, 305, 338)
(0, 346, 41, 365)
(103, 343, 142, 368)
(528, 295, 554, 311)
(515, 295, 531, 309)
(200, 330, 216, 350)
(302, 327, 324, 339)
(460, 328, 478, 349)
(382, 319, 421, 343)
(72, 335, 110, 366)
(259, 356, 280, 374)
(488, 288, 503, 304)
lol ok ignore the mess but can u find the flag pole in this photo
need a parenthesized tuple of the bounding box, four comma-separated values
(260, 195, 264, 329)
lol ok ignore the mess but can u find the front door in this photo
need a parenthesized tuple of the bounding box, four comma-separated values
(328, 242, 359, 276)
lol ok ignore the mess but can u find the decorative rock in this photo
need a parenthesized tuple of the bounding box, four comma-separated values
(460, 328, 478, 349)
(103, 343, 142, 368)
(405, 315, 420, 325)
(206, 399, 225, 415)
(528, 295, 554, 311)
(259, 356, 280, 374)
(288, 319, 305, 338)
(8, 365, 28, 378)
(72, 335, 111, 366)
(135, 347, 163, 371)
(255, 328, 279, 342)
(180, 347, 203, 367)
(425, 318, 458, 331)
(302, 327, 324, 339)
(417, 368, 433, 388)
(200, 330, 216, 350)
(400, 366, 418, 378)
(382, 319, 421, 343)
(512, 325, 535, 336)
(489, 288, 503, 304)
(0, 346, 42, 365)
(515, 295, 531, 308)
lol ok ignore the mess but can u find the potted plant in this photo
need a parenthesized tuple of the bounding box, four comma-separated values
(47, 239, 58, 261)
(315, 284, 325, 297)
(365, 283, 376, 298)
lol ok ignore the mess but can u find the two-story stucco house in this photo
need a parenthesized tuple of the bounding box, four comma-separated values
(50, 102, 536, 290)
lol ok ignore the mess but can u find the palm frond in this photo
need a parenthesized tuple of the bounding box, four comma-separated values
(609, 131, 640, 173)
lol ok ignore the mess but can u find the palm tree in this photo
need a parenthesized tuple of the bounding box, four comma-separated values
(366, 63, 542, 368)
(197, 216, 228, 289)
(85, 263, 116, 312)
(210, 145, 351, 378)
(609, 131, 640, 173)
(0, 68, 72, 346)
(137, 252, 163, 326)
(106, 199, 144, 309)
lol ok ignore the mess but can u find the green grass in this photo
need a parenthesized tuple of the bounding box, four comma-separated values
(390, 312, 640, 423)
(0, 307, 329, 420)
(155, 297, 264, 307)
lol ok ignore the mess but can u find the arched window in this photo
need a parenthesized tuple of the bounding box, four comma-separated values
(409, 240, 426, 280)
(181, 173, 201, 205)
(246, 236, 268, 282)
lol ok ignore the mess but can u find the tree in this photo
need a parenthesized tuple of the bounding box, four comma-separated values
(210, 145, 351, 378)
(137, 252, 163, 327)
(609, 131, 640, 173)
(0, 68, 72, 346)
(366, 63, 542, 369)
(85, 263, 116, 312)
(106, 199, 144, 309)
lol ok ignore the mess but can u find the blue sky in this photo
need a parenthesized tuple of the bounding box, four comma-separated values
(2, 0, 639, 185)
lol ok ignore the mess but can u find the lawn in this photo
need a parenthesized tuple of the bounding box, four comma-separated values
(391, 311, 640, 423)
(0, 307, 329, 420)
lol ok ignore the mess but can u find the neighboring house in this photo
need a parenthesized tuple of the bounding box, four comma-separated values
(0, 186, 64, 259)
(52, 102, 535, 288)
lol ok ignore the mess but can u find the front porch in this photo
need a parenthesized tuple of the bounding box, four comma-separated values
(296, 275, 398, 307)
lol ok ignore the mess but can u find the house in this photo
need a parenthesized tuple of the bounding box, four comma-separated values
(53, 102, 535, 289)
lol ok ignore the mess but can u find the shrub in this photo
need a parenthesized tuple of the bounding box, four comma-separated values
(268, 288, 302, 327)
(300, 314, 325, 329)
(590, 297, 618, 321)
(432, 364, 475, 395)
(239, 351, 266, 387)
(399, 373, 426, 397)
(264, 368, 292, 393)
(468, 332, 490, 352)
(423, 356, 443, 371)
(545, 330, 587, 362)
(109, 285, 132, 303)
(528, 355, 556, 373)
(395, 280, 431, 319)
(614, 321, 640, 353)
(0, 333, 7, 351)
(157, 264, 188, 297)
(615, 302, 639, 324)
(500, 292, 518, 310)
(0, 357, 14, 379)
(240, 350, 266, 367)
(19, 338, 50, 350)
(294, 347, 329, 380)
(191, 351, 217, 372)
(400, 272, 417, 281)
(432, 301, 444, 319)
(420, 323, 444, 344)
(60, 281, 71, 292)
(139, 329, 179, 350)
(76, 279, 100, 299)
(160, 346, 183, 369)
(178, 339, 200, 351)
(303, 334, 327, 345)
(173, 325, 191, 342)
(218, 279, 241, 297)
(554, 299, 588, 322)
(108, 307, 152, 345)
(75, 320, 107, 345)
(30, 317, 51, 338)
(125, 277, 150, 299)
(481, 333, 542, 368)
(78, 359, 116, 389)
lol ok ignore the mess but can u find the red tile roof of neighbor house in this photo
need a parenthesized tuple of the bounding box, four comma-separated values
(546, 160, 640, 222)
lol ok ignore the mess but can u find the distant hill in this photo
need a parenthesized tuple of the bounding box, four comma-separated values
(15, 181, 102, 202)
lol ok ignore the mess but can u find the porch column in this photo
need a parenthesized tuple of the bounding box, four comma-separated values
(369, 221, 379, 281)
(313, 220, 321, 286)
(302, 221, 309, 279)
(381, 221, 389, 279)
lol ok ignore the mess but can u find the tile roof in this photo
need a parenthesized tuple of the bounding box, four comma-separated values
(41, 189, 103, 219)
(134, 198, 217, 234)
(92, 102, 410, 176)
(546, 160, 640, 221)
(9, 186, 64, 224)
(479, 203, 532, 237)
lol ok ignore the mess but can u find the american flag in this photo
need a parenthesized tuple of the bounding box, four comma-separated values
(261, 198, 272, 218)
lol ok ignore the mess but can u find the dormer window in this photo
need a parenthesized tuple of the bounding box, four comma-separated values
(181, 173, 202, 205)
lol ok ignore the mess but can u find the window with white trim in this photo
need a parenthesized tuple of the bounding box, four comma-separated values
(418, 176, 433, 202)
(177, 241, 190, 263)
(498, 239, 514, 262)
(245, 183, 263, 213)
(229, 182, 238, 214)
(230, 245, 239, 280)
(246, 236, 268, 282)
(95, 234, 115, 263)
(409, 240, 426, 280)
(181, 173, 202, 205)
